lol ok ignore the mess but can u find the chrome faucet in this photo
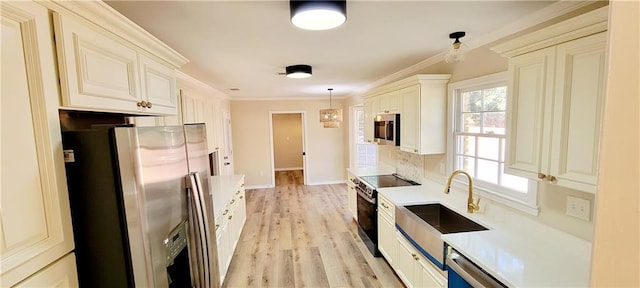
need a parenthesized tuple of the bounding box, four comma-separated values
(444, 170, 480, 213)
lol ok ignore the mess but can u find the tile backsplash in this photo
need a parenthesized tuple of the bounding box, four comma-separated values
(395, 149, 424, 183)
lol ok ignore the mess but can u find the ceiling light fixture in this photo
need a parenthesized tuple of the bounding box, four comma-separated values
(444, 31, 467, 63)
(320, 88, 342, 128)
(290, 0, 347, 30)
(285, 64, 312, 79)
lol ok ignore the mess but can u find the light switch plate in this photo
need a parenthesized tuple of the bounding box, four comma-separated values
(566, 196, 590, 221)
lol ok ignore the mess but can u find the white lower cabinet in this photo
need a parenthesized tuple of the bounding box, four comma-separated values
(396, 232, 447, 288)
(215, 178, 246, 285)
(347, 171, 357, 220)
(14, 254, 79, 288)
(377, 194, 396, 265)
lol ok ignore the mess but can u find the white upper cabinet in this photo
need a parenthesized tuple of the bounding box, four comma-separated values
(399, 76, 451, 154)
(378, 90, 400, 114)
(50, 3, 187, 115)
(493, 7, 608, 193)
(363, 75, 450, 153)
(1, 2, 75, 286)
(139, 53, 178, 114)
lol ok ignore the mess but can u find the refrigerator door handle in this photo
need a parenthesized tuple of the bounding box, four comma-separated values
(188, 173, 212, 288)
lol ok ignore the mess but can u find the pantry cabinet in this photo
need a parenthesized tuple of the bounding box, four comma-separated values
(493, 7, 608, 193)
(363, 98, 375, 143)
(1, 2, 75, 286)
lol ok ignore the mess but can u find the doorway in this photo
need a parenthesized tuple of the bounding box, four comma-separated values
(269, 112, 307, 186)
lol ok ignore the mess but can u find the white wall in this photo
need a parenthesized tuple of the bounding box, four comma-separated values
(231, 100, 345, 188)
(590, 1, 639, 286)
(272, 113, 303, 170)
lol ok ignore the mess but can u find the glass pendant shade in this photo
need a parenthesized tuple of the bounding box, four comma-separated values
(320, 88, 342, 128)
(444, 31, 467, 63)
(290, 0, 347, 30)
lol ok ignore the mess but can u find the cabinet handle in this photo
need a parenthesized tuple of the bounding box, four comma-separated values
(547, 175, 557, 182)
(236, 191, 240, 195)
(215, 224, 220, 229)
(537, 173, 547, 180)
(137, 101, 145, 108)
(146, 101, 153, 108)
(223, 209, 229, 216)
(230, 199, 235, 204)
(228, 215, 233, 220)
(412, 253, 419, 261)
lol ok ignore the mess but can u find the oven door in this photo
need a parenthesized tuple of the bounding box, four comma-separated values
(356, 186, 379, 256)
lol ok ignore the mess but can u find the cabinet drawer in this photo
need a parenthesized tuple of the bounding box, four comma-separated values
(378, 194, 395, 220)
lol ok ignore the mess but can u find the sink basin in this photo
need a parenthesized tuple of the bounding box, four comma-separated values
(405, 204, 488, 234)
(395, 203, 488, 269)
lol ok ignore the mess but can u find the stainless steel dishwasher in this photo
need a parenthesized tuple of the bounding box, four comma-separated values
(446, 247, 507, 288)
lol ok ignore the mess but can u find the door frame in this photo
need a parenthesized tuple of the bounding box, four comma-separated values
(269, 111, 308, 186)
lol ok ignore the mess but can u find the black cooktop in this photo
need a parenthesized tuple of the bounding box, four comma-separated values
(359, 173, 420, 189)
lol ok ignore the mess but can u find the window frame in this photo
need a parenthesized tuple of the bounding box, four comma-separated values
(447, 72, 539, 215)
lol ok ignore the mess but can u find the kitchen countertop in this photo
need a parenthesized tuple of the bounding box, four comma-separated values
(210, 174, 245, 219)
(375, 179, 591, 287)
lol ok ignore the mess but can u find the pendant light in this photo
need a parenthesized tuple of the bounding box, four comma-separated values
(444, 31, 467, 63)
(319, 88, 342, 128)
(286, 64, 312, 78)
(290, 0, 347, 30)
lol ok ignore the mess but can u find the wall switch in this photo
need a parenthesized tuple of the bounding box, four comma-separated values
(566, 196, 591, 221)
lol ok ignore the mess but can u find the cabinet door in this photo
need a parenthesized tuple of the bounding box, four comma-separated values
(400, 85, 420, 153)
(550, 33, 607, 193)
(15, 253, 78, 287)
(504, 47, 556, 179)
(139, 54, 177, 115)
(181, 90, 198, 124)
(416, 257, 446, 288)
(1, 3, 74, 286)
(53, 13, 143, 113)
(378, 214, 397, 267)
(363, 99, 374, 143)
(395, 232, 418, 288)
(379, 91, 400, 114)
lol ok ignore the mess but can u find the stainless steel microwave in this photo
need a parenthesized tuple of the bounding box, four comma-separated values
(374, 114, 400, 146)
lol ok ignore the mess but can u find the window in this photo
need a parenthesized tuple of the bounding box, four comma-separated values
(352, 106, 376, 168)
(449, 72, 537, 213)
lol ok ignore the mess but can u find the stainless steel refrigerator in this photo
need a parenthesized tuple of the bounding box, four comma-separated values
(62, 124, 219, 288)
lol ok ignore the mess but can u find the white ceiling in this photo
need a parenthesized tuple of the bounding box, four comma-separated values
(105, 1, 557, 99)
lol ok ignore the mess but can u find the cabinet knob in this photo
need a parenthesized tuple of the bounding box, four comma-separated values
(146, 101, 153, 108)
(547, 175, 557, 182)
(223, 209, 229, 216)
(240, 196, 243, 199)
(537, 173, 547, 180)
(414, 149, 418, 153)
(228, 215, 233, 220)
(137, 101, 145, 108)
(230, 199, 235, 204)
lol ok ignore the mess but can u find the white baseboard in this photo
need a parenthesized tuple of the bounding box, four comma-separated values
(245, 184, 275, 189)
(306, 180, 348, 186)
(274, 167, 304, 172)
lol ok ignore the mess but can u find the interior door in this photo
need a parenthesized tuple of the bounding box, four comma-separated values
(222, 110, 234, 175)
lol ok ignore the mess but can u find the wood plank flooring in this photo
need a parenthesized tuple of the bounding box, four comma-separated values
(222, 170, 403, 288)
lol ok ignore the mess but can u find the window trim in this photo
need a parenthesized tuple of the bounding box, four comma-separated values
(446, 72, 539, 215)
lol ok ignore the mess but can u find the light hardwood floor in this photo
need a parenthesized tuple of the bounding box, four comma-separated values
(222, 170, 403, 288)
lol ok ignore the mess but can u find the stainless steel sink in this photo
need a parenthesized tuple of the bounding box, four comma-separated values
(395, 203, 488, 269)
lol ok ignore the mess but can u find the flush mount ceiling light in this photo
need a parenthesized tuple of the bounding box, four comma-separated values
(320, 88, 343, 128)
(444, 31, 467, 63)
(290, 0, 347, 30)
(285, 64, 312, 79)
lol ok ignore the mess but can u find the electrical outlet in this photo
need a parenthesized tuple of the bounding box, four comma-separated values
(566, 196, 590, 221)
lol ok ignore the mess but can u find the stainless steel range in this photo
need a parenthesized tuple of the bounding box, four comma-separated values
(355, 173, 420, 256)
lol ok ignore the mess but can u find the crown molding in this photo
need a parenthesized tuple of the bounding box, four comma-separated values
(38, 0, 188, 68)
(348, 0, 601, 100)
(176, 71, 230, 100)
